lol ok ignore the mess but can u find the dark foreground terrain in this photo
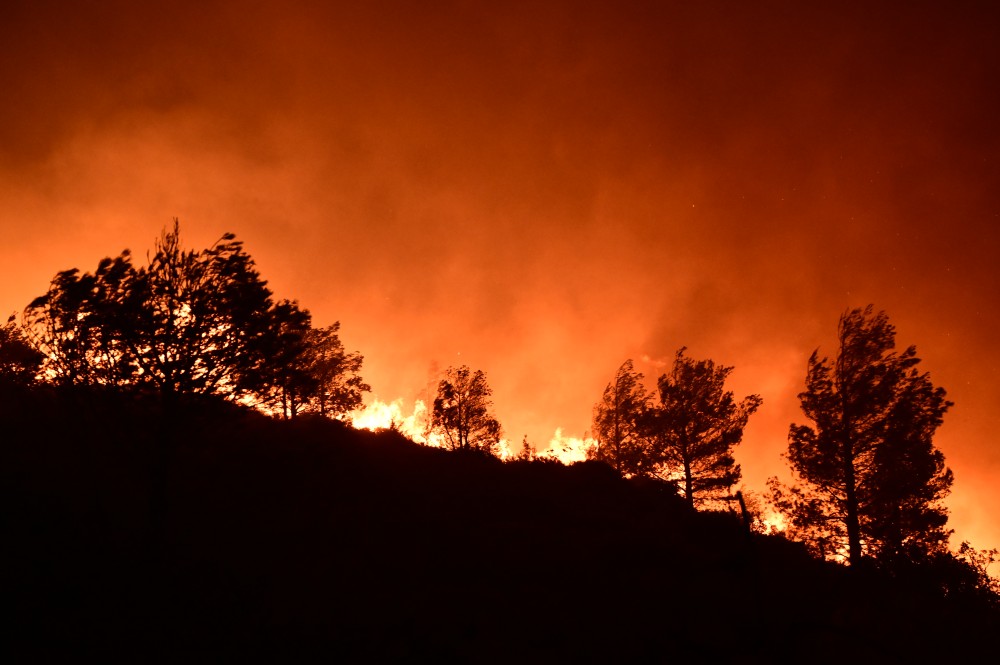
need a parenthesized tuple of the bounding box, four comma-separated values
(3, 385, 998, 662)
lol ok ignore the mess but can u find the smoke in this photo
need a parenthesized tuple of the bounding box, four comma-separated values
(2, 1, 999, 552)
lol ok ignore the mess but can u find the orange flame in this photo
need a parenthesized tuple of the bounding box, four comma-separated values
(350, 398, 596, 464)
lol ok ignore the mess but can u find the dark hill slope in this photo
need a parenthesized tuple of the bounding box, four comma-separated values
(3, 385, 997, 662)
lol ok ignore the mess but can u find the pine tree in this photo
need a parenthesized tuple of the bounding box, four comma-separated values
(589, 359, 652, 475)
(650, 348, 761, 508)
(772, 306, 953, 567)
(430, 365, 502, 455)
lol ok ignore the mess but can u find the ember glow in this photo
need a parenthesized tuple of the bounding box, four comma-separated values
(1, 2, 998, 557)
(349, 398, 435, 443)
(350, 397, 595, 464)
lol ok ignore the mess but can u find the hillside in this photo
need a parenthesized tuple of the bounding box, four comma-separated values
(3, 384, 997, 662)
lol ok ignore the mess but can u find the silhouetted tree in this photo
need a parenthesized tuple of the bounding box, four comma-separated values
(235, 303, 370, 420)
(299, 323, 370, 418)
(122, 221, 275, 398)
(0, 315, 43, 385)
(588, 359, 652, 475)
(954, 542, 1000, 603)
(430, 365, 502, 455)
(771, 306, 953, 567)
(21, 221, 368, 414)
(248, 299, 316, 418)
(23, 253, 138, 386)
(649, 348, 762, 508)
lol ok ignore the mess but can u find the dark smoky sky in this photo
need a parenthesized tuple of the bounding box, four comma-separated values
(2, 1, 998, 550)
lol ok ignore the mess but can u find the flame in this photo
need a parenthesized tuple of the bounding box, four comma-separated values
(350, 397, 596, 464)
(350, 397, 428, 438)
(535, 428, 596, 464)
(348, 397, 444, 447)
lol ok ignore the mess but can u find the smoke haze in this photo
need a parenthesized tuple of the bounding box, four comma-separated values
(2, 1, 998, 551)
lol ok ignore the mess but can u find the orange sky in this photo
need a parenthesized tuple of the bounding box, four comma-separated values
(2, 1, 998, 556)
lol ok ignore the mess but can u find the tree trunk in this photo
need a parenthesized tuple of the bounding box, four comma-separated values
(613, 401, 622, 473)
(843, 438, 862, 565)
(683, 454, 694, 509)
(841, 394, 863, 566)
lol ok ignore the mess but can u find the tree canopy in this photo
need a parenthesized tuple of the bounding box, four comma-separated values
(589, 359, 652, 475)
(250, 309, 370, 420)
(430, 365, 502, 455)
(22, 253, 137, 387)
(771, 306, 954, 568)
(20, 220, 367, 416)
(589, 353, 760, 509)
(0, 315, 43, 385)
(650, 348, 762, 508)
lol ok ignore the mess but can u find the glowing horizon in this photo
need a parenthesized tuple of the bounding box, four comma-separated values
(2, 1, 998, 563)
(348, 396, 596, 464)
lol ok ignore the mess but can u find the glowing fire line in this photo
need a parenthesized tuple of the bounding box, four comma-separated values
(349, 397, 596, 464)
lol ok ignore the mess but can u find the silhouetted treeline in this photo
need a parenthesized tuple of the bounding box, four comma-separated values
(590, 307, 996, 586)
(589, 352, 761, 508)
(16, 221, 369, 418)
(771, 306, 961, 574)
(4, 225, 999, 658)
(3, 381, 997, 661)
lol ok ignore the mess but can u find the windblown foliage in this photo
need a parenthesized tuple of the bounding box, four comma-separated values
(0, 314, 43, 385)
(430, 365, 502, 455)
(589, 359, 652, 475)
(589, 353, 761, 509)
(22, 221, 367, 413)
(650, 348, 762, 507)
(771, 306, 953, 567)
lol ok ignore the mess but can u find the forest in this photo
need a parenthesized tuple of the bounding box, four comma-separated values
(3, 225, 999, 659)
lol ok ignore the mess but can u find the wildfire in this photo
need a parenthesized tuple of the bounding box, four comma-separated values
(349, 397, 596, 464)
(534, 428, 594, 464)
(348, 397, 443, 447)
(349, 397, 428, 439)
